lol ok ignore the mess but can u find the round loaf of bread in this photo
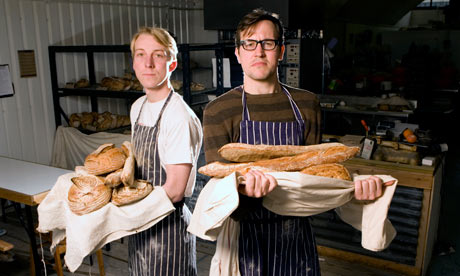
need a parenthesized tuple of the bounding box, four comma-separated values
(300, 163, 351, 180)
(68, 175, 112, 215)
(111, 179, 153, 206)
(84, 144, 127, 175)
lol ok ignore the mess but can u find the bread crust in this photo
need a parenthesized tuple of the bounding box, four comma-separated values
(199, 145, 359, 178)
(121, 141, 135, 187)
(111, 179, 153, 206)
(84, 144, 127, 175)
(68, 175, 112, 215)
(218, 142, 344, 162)
(300, 163, 351, 180)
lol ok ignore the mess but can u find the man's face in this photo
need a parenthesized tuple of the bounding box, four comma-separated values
(235, 20, 285, 82)
(132, 34, 176, 91)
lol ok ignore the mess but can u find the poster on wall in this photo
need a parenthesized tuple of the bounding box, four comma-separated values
(0, 64, 15, 98)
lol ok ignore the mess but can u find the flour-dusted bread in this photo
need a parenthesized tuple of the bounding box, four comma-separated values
(111, 179, 153, 206)
(218, 142, 344, 162)
(75, 166, 90, 176)
(300, 163, 352, 180)
(120, 141, 135, 187)
(68, 175, 112, 215)
(104, 168, 123, 188)
(199, 145, 360, 178)
(84, 143, 127, 175)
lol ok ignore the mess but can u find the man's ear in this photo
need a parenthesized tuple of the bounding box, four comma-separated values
(169, 60, 177, 72)
(234, 47, 241, 64)
(278, 44, 285, 61)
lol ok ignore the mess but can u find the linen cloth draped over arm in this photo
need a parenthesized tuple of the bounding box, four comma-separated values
(187, 172, 398, 276)
(37, 173, 175, 272)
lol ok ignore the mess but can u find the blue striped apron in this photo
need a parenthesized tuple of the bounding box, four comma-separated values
(238, 85, 320, 276)
(128, 92, 197, 276)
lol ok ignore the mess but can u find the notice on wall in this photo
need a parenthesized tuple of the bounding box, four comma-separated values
(0, 64, 14, 98)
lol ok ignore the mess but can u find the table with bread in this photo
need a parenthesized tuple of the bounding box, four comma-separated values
(188, 142, 399, 276)
(37, 142, 175, 272)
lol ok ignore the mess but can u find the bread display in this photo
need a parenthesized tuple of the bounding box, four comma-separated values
(68, 111, 130, 132)
(199, 144, 359, 178)
(219, 142, 344, 162)
(67, 142, 160, 214)
(300, 163, 351, 180)
(68, 175, 112, 215)
(84, 144, 127, 175)
(121, 141, 135, 187)
(111, 180, 153, 206)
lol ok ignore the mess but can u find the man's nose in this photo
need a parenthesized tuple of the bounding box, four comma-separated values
(145, 55, 154, 68)
(254, 43, 265, 56)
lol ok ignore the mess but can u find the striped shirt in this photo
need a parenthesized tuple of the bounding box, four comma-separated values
(203, 84, 322, 164)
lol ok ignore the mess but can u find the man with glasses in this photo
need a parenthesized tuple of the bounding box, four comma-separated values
(128, 27, 202, 275)
(202, 8, 385, 276)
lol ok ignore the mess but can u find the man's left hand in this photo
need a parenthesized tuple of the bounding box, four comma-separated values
(354, 175, 395, 201)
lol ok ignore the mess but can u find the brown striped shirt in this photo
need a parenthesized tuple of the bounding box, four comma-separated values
(203, 84, 322, 164)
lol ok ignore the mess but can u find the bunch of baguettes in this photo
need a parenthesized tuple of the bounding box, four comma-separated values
(198, 142, 360, 180)
(68, 142, 153, 216)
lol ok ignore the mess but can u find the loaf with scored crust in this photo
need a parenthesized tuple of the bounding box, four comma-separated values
(111, 179, 153, 206)
(68, 175, 112, 215)
(84, 143, 127, 176)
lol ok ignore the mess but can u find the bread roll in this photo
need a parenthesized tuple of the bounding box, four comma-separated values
(84, 144, 127, 175)
(300, 163, 351, 180)
(68, 175, 112, 215)
(111, 179, 153, 206)
(121, 141, 135, 187)
(219, 142, 344, 162)
(199, 145, 359, 178)
(104, 168, 123, 188)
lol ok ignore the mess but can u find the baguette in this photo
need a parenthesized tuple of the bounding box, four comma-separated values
(199, 145, 359, 178)
(218, 142, 344, 162)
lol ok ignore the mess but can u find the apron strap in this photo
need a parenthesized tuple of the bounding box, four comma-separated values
(240, 85, 304, 123)
(135, 91, 174, 128)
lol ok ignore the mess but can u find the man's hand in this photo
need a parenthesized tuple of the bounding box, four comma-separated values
(354, 175, 396, 201)
(238, 170, 277, 198)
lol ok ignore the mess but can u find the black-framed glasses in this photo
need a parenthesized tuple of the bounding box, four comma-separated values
(240, 39, 280, 51)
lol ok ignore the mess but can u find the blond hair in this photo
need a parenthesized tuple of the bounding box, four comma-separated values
(130, 27, 178, 60)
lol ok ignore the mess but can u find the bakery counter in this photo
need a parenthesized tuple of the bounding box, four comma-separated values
(312, 156, 443, 276)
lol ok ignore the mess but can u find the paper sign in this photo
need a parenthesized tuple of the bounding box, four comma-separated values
(0, 64, 14, 97)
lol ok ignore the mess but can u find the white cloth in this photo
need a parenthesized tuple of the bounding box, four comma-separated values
(130, 92, 203, 197)
(37, 173, 175, 272)
(187, 172, 398, 276)
(51, 126, 130, 170)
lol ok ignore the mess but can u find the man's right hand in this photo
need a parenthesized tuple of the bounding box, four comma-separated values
(238, 170, 277, 198)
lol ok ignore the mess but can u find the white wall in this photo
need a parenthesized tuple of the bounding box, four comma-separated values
(0, 0, 214, 165)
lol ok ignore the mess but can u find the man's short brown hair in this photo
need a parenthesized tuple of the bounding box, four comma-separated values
(130, 27, 178, 60)
(235, 8, 285, 48)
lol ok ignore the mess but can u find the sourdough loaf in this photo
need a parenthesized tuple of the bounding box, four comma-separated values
(104, 168, 123, 188)
(84, 143, 127, 175)
(121, 141, 135, 187)
(68, 175, 112, 215)
(111, 179, 153, 206)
